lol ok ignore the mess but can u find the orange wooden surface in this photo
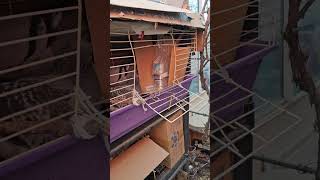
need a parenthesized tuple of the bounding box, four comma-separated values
(110, 137, 168, 180)
(133, 41, 156, 93)
(168, 46, 191, 86)
(150, 111, 185, 168)
(212, 0, 249, 68)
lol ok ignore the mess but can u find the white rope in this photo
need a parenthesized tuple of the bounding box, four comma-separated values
(72, 88, 106, 140)
(132, 89, 148, 111)
(72, 113, 96, 140)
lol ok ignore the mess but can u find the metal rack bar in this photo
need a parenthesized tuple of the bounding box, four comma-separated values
(0, 29, 78, 47)
(0, 72, 76, 98)
(74, 0, 82, 118)
(110, 38, 196, 43)
(0, 6, 78, 21)
(110, 56, 134, 60)
(212, 116, 302, 180)
(110, 84, 134, 93)
(110, 91, 132, 101)
(110, 70, 134, 77)
(0, 51, 77, 75)
(110, 78, 134, 86)
(210, 73, 303, 179)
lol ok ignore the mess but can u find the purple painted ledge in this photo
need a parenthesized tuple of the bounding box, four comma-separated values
(110, 75, 196, 143)
(212, 43, 276, 121)
(0, 135, 109, 180)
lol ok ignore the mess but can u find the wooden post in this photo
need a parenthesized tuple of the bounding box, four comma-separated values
(83, 0, 108, 98)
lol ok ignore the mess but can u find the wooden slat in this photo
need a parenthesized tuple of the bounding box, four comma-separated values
(168, 46, 191, 86)
(150, 110, 185, 169)
(84, 0, 108, 97)
(110, 137, 168, 180)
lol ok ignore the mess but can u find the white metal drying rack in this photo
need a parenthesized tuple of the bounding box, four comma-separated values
(210, 71, 303, 180)
(210, 0, 303, 179)
(0, 0, 95, 163)
(110, 27, 209, 123)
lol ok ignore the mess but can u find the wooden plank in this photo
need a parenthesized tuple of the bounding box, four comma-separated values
(133, 41, 156, 93)
(84, 0, 108, 97)
(150, 110, 185, 168)
(110, 137, 168, 180)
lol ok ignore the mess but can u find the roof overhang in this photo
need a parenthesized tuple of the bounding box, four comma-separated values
(110, 0, 192, 13)
(110, 0, 205, 29)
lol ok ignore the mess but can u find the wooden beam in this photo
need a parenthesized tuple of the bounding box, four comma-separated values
(83, 0, 108, 98)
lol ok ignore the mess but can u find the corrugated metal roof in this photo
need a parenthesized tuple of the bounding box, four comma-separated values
(110, 0, 192, 13)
